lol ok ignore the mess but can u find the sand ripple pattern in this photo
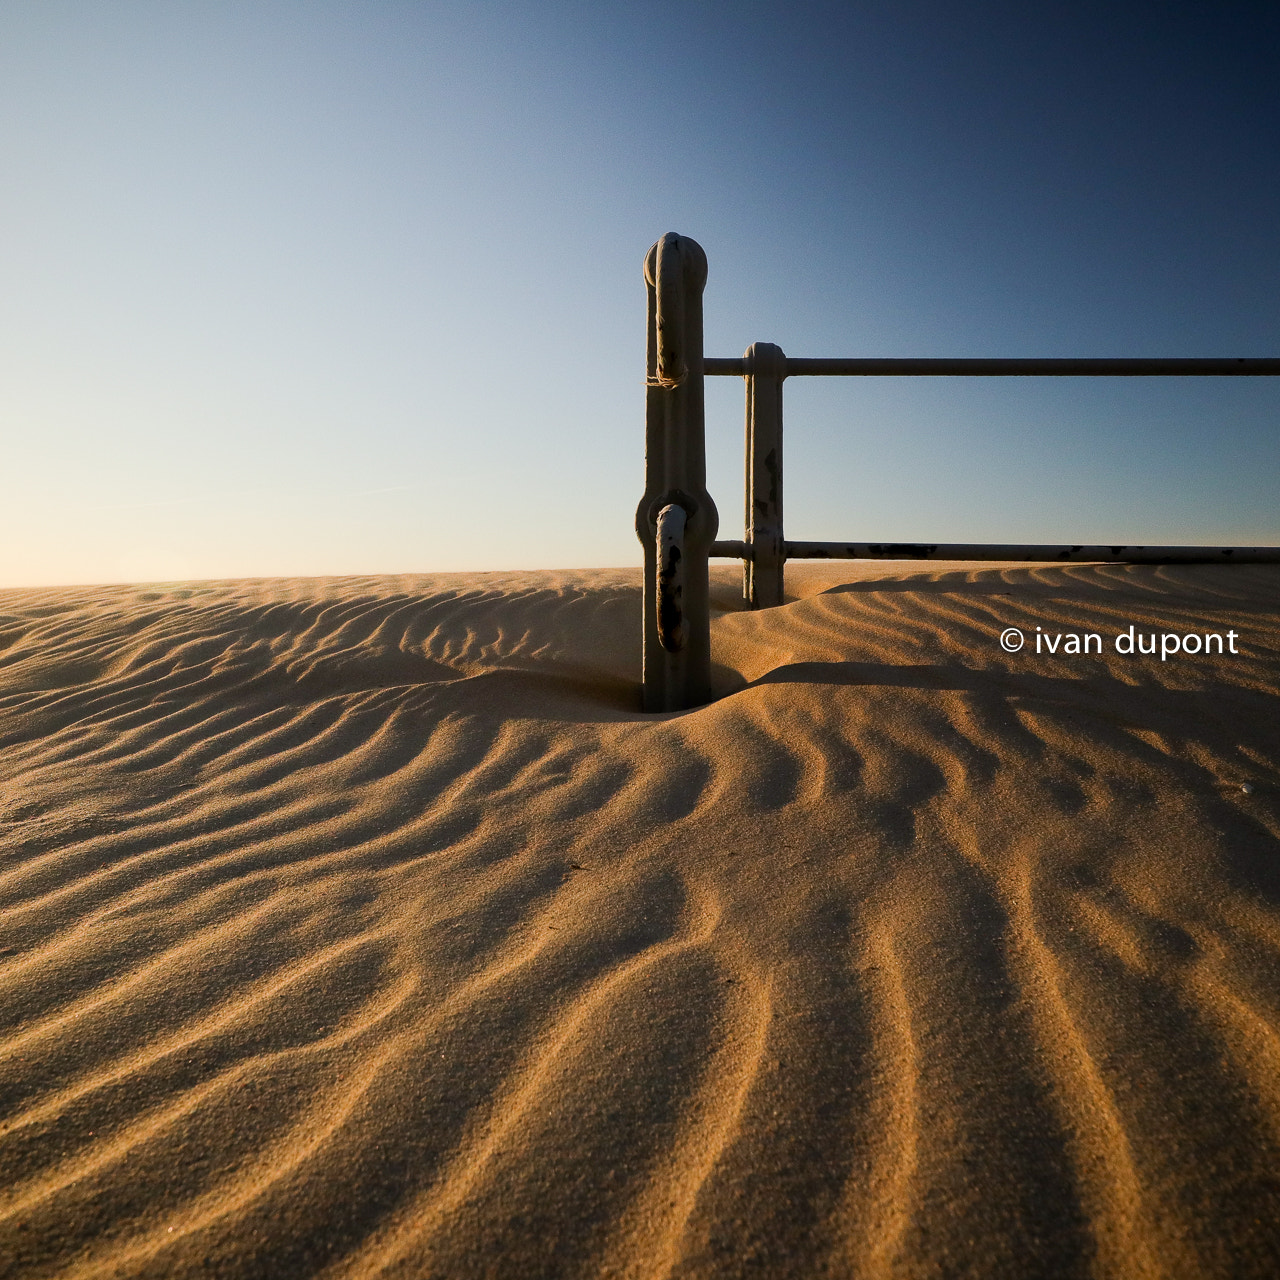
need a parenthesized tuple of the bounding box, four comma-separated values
(2, 563, 1280, 1277)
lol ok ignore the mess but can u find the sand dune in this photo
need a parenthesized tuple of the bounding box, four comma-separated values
(2, 562, 1280, 1277)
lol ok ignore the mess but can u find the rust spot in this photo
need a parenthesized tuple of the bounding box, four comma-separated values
(868, 543, 937, 559)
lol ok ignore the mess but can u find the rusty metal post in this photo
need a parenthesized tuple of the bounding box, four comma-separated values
(636, 233, 718, 711)
(744, 342, 786, 609)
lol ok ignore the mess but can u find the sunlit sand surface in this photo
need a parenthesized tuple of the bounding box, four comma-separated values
(2, 562, 1279, 1277)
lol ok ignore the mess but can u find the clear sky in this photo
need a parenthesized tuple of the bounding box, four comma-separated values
(3, 1, 1278, 586)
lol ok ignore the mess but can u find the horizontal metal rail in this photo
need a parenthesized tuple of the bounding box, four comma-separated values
(710, 541, 1280, 564)
(704, 356, 1280, 377)
(787, 541, 1280, 563)
(707, 352, 1280, 580)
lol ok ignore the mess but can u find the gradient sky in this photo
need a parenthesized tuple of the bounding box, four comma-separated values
(3, 1, 1278, 586)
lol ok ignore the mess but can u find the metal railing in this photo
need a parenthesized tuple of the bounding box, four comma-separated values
(636, 233, 1280, 711)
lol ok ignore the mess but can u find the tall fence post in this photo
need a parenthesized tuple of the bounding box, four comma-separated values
(636, 233, 718, 712)
(744, 342, 787, 609)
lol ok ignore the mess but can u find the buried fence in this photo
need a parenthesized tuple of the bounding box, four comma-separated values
(636, 232, 1280, 712)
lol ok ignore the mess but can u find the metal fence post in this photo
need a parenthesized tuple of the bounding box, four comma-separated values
(744, 342, 786, 609)
(636, 233, 718, 711)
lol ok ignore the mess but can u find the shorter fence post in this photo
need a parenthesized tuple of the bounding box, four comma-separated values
(744, 342, 787, 609)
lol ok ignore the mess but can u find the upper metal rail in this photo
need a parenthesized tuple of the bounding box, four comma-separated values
(704, 357, 1280, 377)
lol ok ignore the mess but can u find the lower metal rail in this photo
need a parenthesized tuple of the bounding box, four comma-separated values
(710, 541, 1280, 564)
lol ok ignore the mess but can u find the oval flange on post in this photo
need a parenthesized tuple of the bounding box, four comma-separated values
(636, 233, 718, 711)
(655, 503, 687, 652)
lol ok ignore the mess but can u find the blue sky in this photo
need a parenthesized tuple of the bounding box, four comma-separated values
(2, 1, 1277, 585)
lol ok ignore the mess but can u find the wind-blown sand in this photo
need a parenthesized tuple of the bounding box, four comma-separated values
(2, 561, 1279, 1278)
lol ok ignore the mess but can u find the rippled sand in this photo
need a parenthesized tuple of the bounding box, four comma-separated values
(2, 562, 1279, 1278)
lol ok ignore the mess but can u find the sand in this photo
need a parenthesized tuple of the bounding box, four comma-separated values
(1, 560, 1279, 1278)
